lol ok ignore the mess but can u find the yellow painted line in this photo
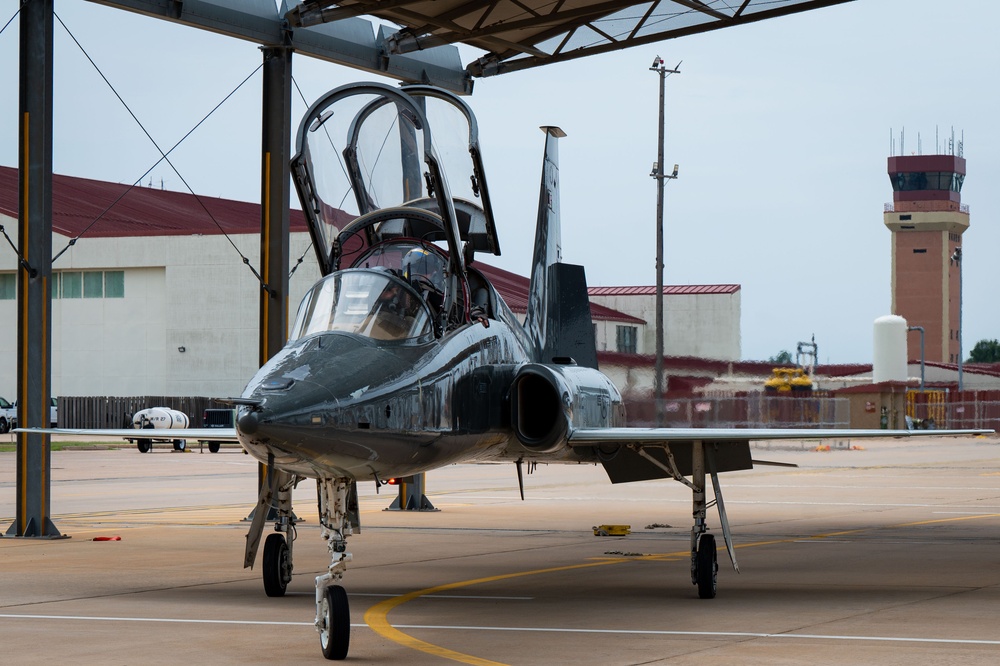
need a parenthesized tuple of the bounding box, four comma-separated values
(18, 112, 30, 533)
(366, 511, 1000, 663)
(896, 513, 1000, 528)
(41, 273, 48, 516)
(261, 151, 271, 361)
(365, 558, 637, 665)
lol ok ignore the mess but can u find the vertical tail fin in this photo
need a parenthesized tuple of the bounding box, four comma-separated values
(524, 126, 565, 359)
(523, 127, 599, 369)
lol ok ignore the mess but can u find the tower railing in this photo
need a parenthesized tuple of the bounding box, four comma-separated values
(884, 202, 970, 214)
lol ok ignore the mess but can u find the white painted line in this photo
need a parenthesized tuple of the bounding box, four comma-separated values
(392, 624, 1000, 646)
(5, 614, 998, 646)
(0, 613, 313, 626)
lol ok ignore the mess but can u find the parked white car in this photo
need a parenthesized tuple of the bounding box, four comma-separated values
(6, 397, 58, 430)
(0, 396, 14, 433)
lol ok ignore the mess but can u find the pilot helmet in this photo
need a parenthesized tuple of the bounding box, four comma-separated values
(402, 247, 444, 293)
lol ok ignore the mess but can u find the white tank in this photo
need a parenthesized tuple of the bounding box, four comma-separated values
(132, 407, 190, 430)
(873, 315, 907, 383)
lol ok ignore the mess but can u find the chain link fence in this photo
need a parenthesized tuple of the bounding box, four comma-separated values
(625, 395, 850, 428)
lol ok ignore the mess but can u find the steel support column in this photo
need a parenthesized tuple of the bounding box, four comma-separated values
(259, 45, 292, 361)
(7, 0, 63, 539)
(255, 44, 294, 517)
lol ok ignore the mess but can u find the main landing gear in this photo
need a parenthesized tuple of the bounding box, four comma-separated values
(244, 459, 298, 599)
(632, 439, 737, 599)
(690, 440, 737, 599)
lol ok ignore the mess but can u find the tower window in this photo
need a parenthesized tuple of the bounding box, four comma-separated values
(899, 214, 912, 221)
(912, 249, 927, 254)
(900, 225, 915, 229)
(892, 171, 964, 193)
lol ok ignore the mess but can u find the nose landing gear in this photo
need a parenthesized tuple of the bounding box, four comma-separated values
(314, 478, 358, 660)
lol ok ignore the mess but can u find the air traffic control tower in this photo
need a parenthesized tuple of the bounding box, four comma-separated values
(883, 151, 968, 364)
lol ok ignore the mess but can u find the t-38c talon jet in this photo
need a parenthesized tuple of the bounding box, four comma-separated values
(22, 82, 991, 660)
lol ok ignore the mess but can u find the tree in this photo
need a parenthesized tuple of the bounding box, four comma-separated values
(968, 339, 1000, 363)
(768, 350, 793, 364)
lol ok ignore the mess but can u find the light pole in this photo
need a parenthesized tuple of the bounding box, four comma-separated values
(951, 247, 963, 392)
(650, 56, 680, 427)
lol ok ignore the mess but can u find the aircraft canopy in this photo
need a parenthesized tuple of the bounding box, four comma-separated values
(290, 270, 434, 343)
(291, 83, 499, 278)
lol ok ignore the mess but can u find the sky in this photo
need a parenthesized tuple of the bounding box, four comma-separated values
(1, 0, 997, 365)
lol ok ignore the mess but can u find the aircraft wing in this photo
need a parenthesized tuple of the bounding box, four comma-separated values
(568, 426, 993, 485)
(13, 427, 240, 441)
(568, 427, 993, 444)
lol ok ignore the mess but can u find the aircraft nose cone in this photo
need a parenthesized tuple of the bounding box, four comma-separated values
(237, 410, 260, 436)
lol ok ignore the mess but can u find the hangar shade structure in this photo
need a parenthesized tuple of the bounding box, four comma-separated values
(288, 0, 854, 77)
(95, 0, 856, 87)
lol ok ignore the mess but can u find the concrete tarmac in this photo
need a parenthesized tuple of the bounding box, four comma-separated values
(2, 434, 1000, 665)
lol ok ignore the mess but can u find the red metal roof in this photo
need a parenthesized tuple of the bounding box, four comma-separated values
(0, 165, 641, 324)
(0, 165, 308, 237)
(474, 261, 644, 323)
(589, 284, 741, 296)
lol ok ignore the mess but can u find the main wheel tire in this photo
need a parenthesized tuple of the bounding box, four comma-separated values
(208, 442, 221, 453)
(137, 440, 152, 453)
(319, 585, 350, 660)
(696, 533, 718, 599)
(262, 533, 290, 597)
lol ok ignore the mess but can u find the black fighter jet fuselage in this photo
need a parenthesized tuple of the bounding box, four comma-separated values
(233, 83, 627, 488)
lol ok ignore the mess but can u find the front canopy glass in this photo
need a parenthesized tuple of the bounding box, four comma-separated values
(290, 270, 433, 343)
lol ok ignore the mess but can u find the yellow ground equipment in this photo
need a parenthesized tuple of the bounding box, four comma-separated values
(593, 525, 631, 536)
(764, 368, 813, 393)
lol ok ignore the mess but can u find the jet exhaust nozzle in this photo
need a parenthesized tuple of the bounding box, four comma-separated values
(511, 364, 571, 454)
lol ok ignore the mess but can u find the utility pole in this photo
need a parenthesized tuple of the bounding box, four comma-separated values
(649, 56, 680, 426)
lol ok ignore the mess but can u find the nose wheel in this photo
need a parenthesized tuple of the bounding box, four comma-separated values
(319, 584, 351, 660)
(314, 478, 357, 660)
